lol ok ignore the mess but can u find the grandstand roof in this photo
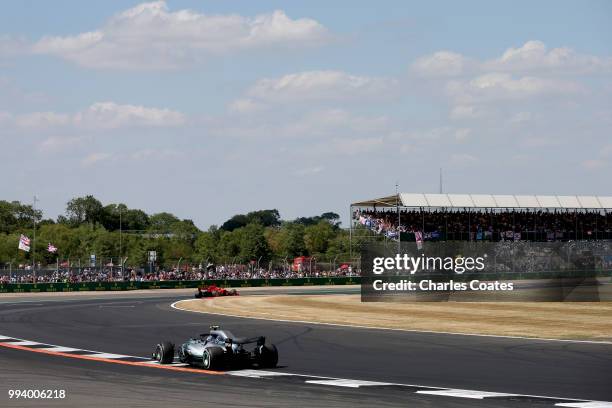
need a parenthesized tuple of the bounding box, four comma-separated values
(351, 194, 612, 209)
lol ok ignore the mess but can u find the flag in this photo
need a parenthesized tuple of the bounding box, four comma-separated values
(48, 243, 58, 253)
(18, 234, 31, 252)
(415, 231, 423, 250)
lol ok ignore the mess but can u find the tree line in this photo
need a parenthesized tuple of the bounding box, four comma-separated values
(0, 196, 368, 268)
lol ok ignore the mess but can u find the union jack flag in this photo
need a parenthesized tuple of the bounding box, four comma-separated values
(18, 234, 31, 252)
(414, 231, 423, 250)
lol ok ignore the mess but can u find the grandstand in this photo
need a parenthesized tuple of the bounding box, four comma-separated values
(350, 193, 612, 247)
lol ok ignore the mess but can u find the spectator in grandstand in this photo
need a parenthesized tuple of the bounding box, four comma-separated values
(1, 262, 360, 284)
(354, 208, 611, 242)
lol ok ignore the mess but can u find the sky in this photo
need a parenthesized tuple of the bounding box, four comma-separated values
(1, 0, 611, 229)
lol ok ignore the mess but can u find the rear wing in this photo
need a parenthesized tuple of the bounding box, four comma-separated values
(230, 336, 265, 346)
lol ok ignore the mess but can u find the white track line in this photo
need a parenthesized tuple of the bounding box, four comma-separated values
(2, 331, 610, 406)
(0, 334, 149, 359)
(170, 299, 612, 345)
(82, 353, 133, 359)
(306, 379, 393, 388)
(0, 335, 16, 340)
(142, 361, 189, 367)
(37, 346, 82, 352)
(227, 369, 294, 378)
(2, 340, 41, 346)
(417, 389, 516, 399)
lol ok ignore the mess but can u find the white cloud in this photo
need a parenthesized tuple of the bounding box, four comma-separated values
(15, 112, 71, 128)
(447, 73, 583, 103)
(81, 152, 111, 166)
(391, 126, 470, 142)
(130, 148, 182, 160)
(74, 102, 186, 129)
(34, 31, 103, 56)
(450, 105, 483, 119)
(205, 107, 394, 162)
(243, 70, 395, 103)
(228, 98, 265, 114)
(485, 40, 612, 74)
(38, 136, 82, 153)
(413, 40, 612, 78)
(30, 1, 329, 69)
(212, 108, 389, 140)
(412, 51, 471, 77)
(413, 41, 607, 127)
(11, 102, 185, 130)
(277, 109, 389, 141)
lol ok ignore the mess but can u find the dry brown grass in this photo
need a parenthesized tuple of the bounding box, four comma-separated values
(176, 295, 612, 341)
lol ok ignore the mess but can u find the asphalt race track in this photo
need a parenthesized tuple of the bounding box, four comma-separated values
(1, 290, 611, 407)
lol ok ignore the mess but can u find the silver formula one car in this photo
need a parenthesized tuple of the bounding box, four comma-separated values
(152, 325, 278, 370)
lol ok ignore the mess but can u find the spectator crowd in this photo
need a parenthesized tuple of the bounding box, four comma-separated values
(0, 263, 359, 284)
(354, 208, 612, 242)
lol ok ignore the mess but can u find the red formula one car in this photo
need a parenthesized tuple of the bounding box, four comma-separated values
(195, 285, 239, 298)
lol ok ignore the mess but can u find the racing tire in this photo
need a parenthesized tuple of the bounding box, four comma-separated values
(202, 346, 225, 370)
(153, 341, 175, 364)
(258, 344, 278, 368)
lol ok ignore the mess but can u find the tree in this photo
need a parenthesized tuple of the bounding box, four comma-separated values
(294, 212, 341, 228)
(160, 237, 193, 267)
(169, 219, 200, 241)
(193, 231, 219, 264)
(278, 222, 307, 258)
(246, 209, 281, 227)
(264, 227, 282, 257)
(123, 209, 150, 231)
(320, 212, 341, 228)
(149, 212, 180, 232)
(326, 229, 351, 260)
(304, 220, 336, 255)
(238, 223, 271, 264)
(218, 230, 241, 262)
(38, 224, 84, 264)
(0, 200, 42, 233)
(65, 196, 104, 228)
(101, 204, 122, 231)
(122, 235, 148, 268)
(0, 194, 352, 268)
(92, 231, 119, 260)
(220, 209, 281, 231)
(0, 233, 22, 264)
(220, 214, 249, 232)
